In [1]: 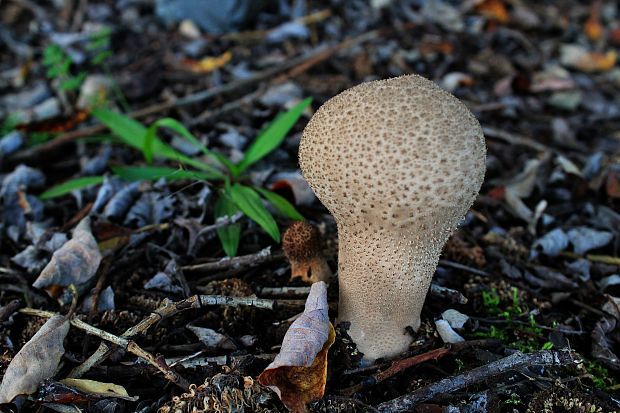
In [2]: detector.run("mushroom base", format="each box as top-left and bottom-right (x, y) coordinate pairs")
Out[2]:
(336, 228), (443, 361)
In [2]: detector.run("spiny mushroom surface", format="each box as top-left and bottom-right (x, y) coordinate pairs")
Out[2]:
(299, 74), (486, 360)
(282, 221), (332, 284)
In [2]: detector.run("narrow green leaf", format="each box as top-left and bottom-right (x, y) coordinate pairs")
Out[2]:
(214, 193), (241, 257)
(149, 118), (206, 152)
(229, 184), (280, 242)
(92, 108), (147, 151)
(147, 117), (233, 172)
(255, 188), (304, 220)
(236, 97), (312, 173)
(112, 166), (218, 182)
(40, 176), (104, 200)
(143, 124), (156, 164)
(92, 109), (225, 179)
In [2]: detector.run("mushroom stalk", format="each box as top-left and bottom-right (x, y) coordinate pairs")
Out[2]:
(338, 208), (457, 360)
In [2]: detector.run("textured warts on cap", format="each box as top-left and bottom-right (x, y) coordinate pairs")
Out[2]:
(282, 221), (332, 284)
(298, 74), (486, 360)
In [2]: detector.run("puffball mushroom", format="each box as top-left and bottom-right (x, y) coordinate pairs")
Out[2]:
(282, 221), (332, 284)
(299, 75), (486, 360)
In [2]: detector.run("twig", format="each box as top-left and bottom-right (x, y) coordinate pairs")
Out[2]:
(256, 286), (312, 297)
(482, 126), (549, 153)
(167, 352), (276, 368)
(340, 347), (450, 396)
(340, 340), (498, 396)
(190, 212), (244, 254)
(438, 259), (489, 277)
(0, 299), (21, 322)
(470, 316), (585, 335)
(560, 251), (620, 266)
(256, 283), (466, 305)
(569, 298), (606, 317)
(184, 246), (280, 274)
(19, 307), (191, 390)
(221, 9), (332, 43)
(188, 90), (263, 127)
(69, 294), (275, 378)
(325, 395), (380, 413)
(376, 349), (581, 412)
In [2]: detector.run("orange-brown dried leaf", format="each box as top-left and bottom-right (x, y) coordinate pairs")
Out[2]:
(419, 39), (454, 57)
(16, 110), (90, 133)
(475, 0), (510, 24)
(258, 282), (334, 413)
(585, 16), (603, 41)
(585, 0), (603, 41)
(606, 170), (620, 199)
(259, 324), (335, 413)
(610, 28), (620, 47)
(487, 186), (506, 201)
(181, 52), (232, 73)
(93, 221), (132, 254)
(574, 51), (617, 72)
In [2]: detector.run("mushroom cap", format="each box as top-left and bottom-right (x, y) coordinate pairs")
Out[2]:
(299, 74), (485, 237)
(282, 221), (322, 262)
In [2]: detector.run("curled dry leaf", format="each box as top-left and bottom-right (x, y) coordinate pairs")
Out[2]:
(258, 281), (335, 413)
(503, 158), (542, 224)
(60, 378), (137, 401)
(0, 315), (70, 403)
(32, 217), (102, 300)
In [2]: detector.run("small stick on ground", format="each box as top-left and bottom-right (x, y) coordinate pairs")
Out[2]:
(340, 339), (499, 396)
(0, 299), (21, 323)
(184, 246), (281, 274)
(560, 251), (620, 266)
(189, 212), (244, 254)
(482, 126), (550, 153)
(19, 308), (191, 390)
(256, 286), (312, 297)
(438, 259), (489, 277)
(69, 294), (276, 378)
(257, 283), (467, 305)
(376, 349), (581, 413)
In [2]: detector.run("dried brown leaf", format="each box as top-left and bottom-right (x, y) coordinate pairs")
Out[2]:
(32, 217), (102, 299)
(0, 315), (69, 403)
(258, 281), (335, 413)
(60, 378), (137, 401)
(475, 0), (510, 24)
(504, 159), (542, 223)
(605, 170), (620, 199)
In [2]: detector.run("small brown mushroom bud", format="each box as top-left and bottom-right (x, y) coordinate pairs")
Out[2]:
(299, 75), (486, 360)
(282, 221), (332, 284)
